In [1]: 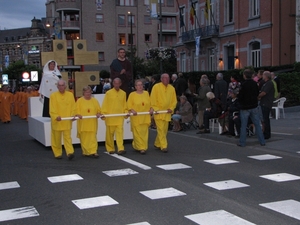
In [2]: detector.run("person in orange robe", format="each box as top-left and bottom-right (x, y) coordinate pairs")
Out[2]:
(18, 87), (27, 120)
(0, 85), (13, 123)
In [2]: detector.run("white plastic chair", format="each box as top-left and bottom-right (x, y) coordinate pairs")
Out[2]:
(209, 118), (222, 133)
(272, 97), (286, 120)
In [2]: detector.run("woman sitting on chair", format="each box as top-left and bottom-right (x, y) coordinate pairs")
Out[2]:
(197, 92), (223, 134)
(171, 95), (193, 132)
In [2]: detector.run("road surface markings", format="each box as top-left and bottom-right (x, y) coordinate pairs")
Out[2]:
(106, 152), (151, 170)
(72, 195), (119, 210)
(272, 132), (293, 136)
(140, 187), (186, 200)
(185, 210), (255, 225)
(259, 173), (300, 182)
(0, 181), (20, 191)
(47, 174), (83, 183)
(103, 168), (138, 177)
(156, 163), (191, 170)
(204, 158), (239, 165)
(260, 199), (300, 221)
(127, 222), (151, 225)
(204, 180), (250, 190)
(248, 154), (282, 160)
(0, 206), (39, 222)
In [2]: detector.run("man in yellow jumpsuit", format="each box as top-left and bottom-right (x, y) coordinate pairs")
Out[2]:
(101, 78), (128, 155)
(150, 73), (177, 152)
(50, 80), (76, 160)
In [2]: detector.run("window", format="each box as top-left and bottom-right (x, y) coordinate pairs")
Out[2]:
(128, 34), (135, 45)
(166, 0), (174, 7)
(251, 41), (261, 67)
(119, 34), (126, 45)
(144, 0), (149, 5)
(207, 2), (213, 25)
(250, 0), (259, 17)
(96, 33), (104, 41)
(145, 34), (152, 42)
(118, 15), (125, 26)
(96, 14), (103, 23)
(225, 0), (234, 23)
(208, 49), (216, 71)
(98, 52), (104, 61)
(117, 0), (135, 6)
(144, 15), (151, 24)
(128, 15), (135, 26)
(180, 52), (186, 72)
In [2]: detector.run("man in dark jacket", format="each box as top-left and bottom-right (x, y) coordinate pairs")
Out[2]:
(214, 73), (228, 110)
(237, 69), (265, 147)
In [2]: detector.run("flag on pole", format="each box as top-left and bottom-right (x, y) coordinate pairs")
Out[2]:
(189, 3), (195, 25)
(205, 0), (211, 20)
(195, 36), (200, 56)
(179, 8), (185, 28)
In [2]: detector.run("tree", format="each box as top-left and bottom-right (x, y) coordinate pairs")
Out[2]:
(2, 60), (42, 84)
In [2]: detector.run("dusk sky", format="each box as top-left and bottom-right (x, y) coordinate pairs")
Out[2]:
(0, 0), (46, 30)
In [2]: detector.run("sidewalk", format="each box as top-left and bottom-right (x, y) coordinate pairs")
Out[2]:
(181, 106), (300, 154)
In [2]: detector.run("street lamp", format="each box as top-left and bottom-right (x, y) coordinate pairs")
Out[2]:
(128, 11), (134, 80)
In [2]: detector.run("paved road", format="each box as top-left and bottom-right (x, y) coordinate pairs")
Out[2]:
(0, 109), (300, 225)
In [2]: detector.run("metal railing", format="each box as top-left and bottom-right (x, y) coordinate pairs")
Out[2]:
(181, 25), (219, 42)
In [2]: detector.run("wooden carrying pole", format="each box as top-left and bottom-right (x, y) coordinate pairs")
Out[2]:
(60, 110), (169, 121)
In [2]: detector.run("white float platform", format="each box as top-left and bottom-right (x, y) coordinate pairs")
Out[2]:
(28, 94), (132, 147)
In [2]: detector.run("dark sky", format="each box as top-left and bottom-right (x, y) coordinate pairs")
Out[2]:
(0, 0), (46, 30)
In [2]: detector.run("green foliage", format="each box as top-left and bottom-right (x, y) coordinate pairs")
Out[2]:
(294, 62), (300, 72)
(100, 70), (110, 79)
(278, 72), (300, 106)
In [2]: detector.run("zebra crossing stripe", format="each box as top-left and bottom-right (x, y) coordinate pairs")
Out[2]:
(47, 174), (83, 183)
(0, 181), (20, 190)
(0, 206), (39, 222)
(106, 153), (151, 170)
(185, 210), (255, 225)
(127, 222), (151, 225)
(72, 196), (119, 210)
(140, 187), (186, 200)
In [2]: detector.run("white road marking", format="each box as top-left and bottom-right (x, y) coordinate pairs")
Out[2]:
(156, 163), (191, 170)
(103, 168), (138, 177)
(0, 181), (20, 190)
(106, 152), (151, 170)
(272, 132), (293, 136)
(260, 199), (300, 220)
(185, 210), (256, 225)
(140, 187), (186, 200)
(127, 222), (151, 225)
(260, 173), (300, 182)
(204, 158), (239, 165)
(0, 206), (39, 222)
(72, 195), (119, 210)
(248, 154), (282, 160)
(47, 174), (83, 183)
(204, 180), (250, 190)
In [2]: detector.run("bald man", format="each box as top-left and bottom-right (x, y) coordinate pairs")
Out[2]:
(150, 73), (177, 152)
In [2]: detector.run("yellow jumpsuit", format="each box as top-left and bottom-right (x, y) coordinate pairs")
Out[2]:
(75, 97), (101, 156)
(101, 88), (127, 153)
(150, 83), (177, 150)
(127, 91), (151, 151)
(49, 91), (75, 158)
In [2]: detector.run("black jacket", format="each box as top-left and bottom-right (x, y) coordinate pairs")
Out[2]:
(238, 79), (259, 110)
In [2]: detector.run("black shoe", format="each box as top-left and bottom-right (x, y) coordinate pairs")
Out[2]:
(198, 125), (205, 130)
(117, 150), (126, 155)
(198, 129), (210, 134)
(55, 156), (62, 159)
(220, 131), (229, 135)
(67, 153), (74, 160)
(161, 148), (168, 153)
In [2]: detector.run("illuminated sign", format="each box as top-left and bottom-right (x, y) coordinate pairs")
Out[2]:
(2, 74), (8, 84)
(22, 72), (30, 82)
(31, 71), (38, 81)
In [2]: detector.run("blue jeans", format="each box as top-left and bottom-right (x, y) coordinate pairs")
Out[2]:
(239, 107), (265, 146)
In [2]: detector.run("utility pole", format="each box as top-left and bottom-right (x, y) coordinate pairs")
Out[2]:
(159, 0), (163, 74)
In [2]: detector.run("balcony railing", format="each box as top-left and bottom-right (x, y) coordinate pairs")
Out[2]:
(159, 23), (177, 31)
(61, 20), (80, 28)
(181, 25), (219, 43)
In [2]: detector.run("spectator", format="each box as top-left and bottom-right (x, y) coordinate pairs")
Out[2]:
(214, 73), (228, 111)
(258, 71), (275, 140)
(237, 69), (265, 147)
(171, 95), (193, 132)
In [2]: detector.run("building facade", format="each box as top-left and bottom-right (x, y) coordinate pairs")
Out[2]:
(175, 0), (296, 72)
(45, 0), (178, 73)
(296, 0), (300, 62)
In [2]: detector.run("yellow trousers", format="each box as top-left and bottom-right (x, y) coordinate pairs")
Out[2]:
(105, 125), (124, 152)
(51, 129), (74, 157)
(132, 124), (149, 151)
(79, 131), (98, 156)
(154, 119), (169, 150)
